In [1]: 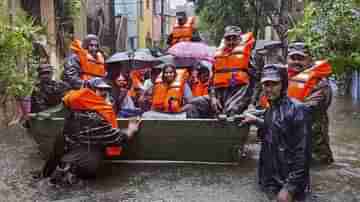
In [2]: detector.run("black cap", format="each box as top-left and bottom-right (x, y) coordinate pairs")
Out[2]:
(288, 42), (310, 56)
(224, 26), (242, 37)
(261, 64), (283, 83)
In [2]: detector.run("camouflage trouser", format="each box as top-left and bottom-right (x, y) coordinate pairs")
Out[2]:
(311, 112), (334, 164)
(186, 85), (252, 118)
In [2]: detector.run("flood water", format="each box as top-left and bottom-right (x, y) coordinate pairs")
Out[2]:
(0, 95), (359, 202)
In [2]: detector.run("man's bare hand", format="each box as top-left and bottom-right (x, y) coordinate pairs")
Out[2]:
(241, 113), (258, 124)
(277, 188), (293, 202)
(127, 116), (142, 139)
(210, 97), (222, 113)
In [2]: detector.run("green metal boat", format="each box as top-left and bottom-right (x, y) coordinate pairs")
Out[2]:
(27, 105), (250, 164)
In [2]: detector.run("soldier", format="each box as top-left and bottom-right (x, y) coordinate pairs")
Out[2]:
(42, 77), (141, 186)
(31, 64), (69, 113)
(187, 26), (256, 118)
(287, 42), (334, 164)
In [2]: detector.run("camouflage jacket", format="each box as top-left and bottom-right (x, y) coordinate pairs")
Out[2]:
(31, 80), (70, 113)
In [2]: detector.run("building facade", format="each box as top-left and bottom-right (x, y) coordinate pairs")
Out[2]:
(138, 0), (153, 48)
(114, 0), (139, 50)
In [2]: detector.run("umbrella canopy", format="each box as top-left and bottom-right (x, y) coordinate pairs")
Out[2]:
(157, 54), (199, 68)
(106, 51), (161, 70)
(106, 50), (161, 80)
(105, 51), (132, 64)
(132, 51), (161, 67)
(167, 41), (215, 62)
(106, 51), (161, 67)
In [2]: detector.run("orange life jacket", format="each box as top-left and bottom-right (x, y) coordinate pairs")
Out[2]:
(170, 17), (195, 46)
(128, 70), (145, 98)
(155, 69), (190, 84)
(259, 60), (332, 108)
(63, 88), (118, 128)
(70, 40), (106, 81)
(213, 32), (255, 88)
(152, 69), (187, 113)
(288, 60), (332, 101)
(192, 81), (209, 97)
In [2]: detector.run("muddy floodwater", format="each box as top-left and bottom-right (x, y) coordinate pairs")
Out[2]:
(0, 96), (359, 202)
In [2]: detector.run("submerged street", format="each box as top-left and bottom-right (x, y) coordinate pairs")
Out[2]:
(0, 95), (359, 202)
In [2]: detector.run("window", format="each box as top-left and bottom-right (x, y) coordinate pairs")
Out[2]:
(146, 32), (152, 48)
(146, 0), (150, 10)
(139, 0), (144, 20)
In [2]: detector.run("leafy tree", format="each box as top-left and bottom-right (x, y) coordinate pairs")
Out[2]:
(288, 0), (360, 79)
(196, 0), (289, 45)
(0, 1), (42, 122)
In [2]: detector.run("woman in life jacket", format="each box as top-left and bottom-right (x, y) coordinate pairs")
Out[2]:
(151, 64), (193, 113)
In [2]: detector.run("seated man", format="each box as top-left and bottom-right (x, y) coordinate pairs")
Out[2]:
(31, 64), (69, 113)
(150, 63), (192, 113)
(167, 11), (200, 47)
(63, 35), (106, 89)
(186, 26), (255, 118)
(41, 77), (141, 186)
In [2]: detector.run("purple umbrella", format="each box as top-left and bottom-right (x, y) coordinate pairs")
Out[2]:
(167, 41), (215, 62)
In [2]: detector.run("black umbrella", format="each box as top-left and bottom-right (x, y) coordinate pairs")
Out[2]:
(105, 51), (132, 80)
(106, 51), (161, 68)
(132, 51), (161, 68)
(105, 51), (133, 64)
(106, 51), (161, 80)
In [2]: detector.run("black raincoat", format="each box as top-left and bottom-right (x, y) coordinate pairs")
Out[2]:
(257, 96), (311, 199)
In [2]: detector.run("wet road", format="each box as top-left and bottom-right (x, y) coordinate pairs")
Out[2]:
(0, 96), (359, 202)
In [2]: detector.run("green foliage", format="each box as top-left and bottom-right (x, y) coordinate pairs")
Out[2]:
(58, 0), (82, 20)
(196, 0), (260, 45)
(67, 0), (82, 19)
(0, 4), (42, 98)
(288, 0), (360, 76)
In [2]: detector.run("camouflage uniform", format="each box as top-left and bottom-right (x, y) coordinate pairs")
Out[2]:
(31, 80), (69, 113)
(303, 78), (334, 163)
